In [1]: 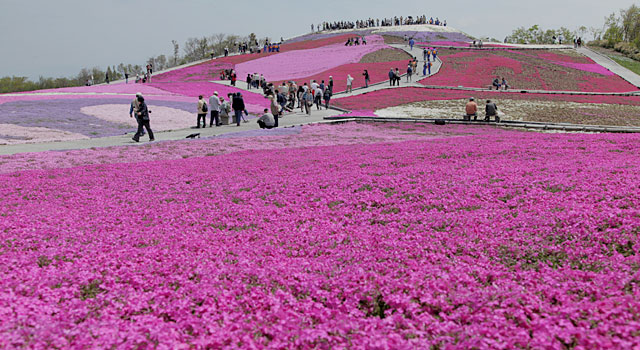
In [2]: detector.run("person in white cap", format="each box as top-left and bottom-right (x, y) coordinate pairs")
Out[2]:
(209, 91), (221, 127)
(129, 92), (145, 136)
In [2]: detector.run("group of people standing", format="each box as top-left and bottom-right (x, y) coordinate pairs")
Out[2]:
(197, 92), (247, 128)
(314, 15), (447, 32)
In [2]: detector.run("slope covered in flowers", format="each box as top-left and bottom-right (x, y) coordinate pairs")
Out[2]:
(421, 49), (636, 92)
(1, 123), (640, 348)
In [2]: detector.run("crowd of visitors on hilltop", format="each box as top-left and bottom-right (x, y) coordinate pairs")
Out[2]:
(314, 15), (446, 32)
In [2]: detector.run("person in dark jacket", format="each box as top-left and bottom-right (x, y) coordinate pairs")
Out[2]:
(232, 93), (247, 126)
(388, 68), (395, 86)
(485, 100), (499, 122)
(323, 88), (332, 109)
(132, 96), (154, 142)
(363, 70), (370, 88)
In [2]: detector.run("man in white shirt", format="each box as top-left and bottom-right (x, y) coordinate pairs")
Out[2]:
(257, 109), (275, 129)
(209, 91), (221, 126)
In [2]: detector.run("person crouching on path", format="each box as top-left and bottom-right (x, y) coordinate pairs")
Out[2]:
(129, 92), (145, 136)
(132, 96), (154, 142)
(465, 97), (478, 121)
(485, 100), (500, 122)
(257, 108), (276, 129)
(197, 95), (207, 128)
(209, 91), (221, 127)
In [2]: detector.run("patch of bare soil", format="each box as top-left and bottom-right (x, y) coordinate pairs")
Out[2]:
(376, 99), (640, 127)
(382, 35), (405, 45)
(360, 48), (412, 63)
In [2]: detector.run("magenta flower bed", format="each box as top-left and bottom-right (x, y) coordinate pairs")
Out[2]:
(152, 62), (233, 83)
(2, 123), (640, 348)
(332, 87), (640, 111)
(420, 50), (636, 92)
(234, 35), (388, 81)
(0, 123), (475, 173)
(273, 60), (410, 92)
(149, 82), (269, 113)
(17, 82), (177, 96)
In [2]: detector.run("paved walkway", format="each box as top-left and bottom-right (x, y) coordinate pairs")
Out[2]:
(578, 47), (640, 89)
(0, 108), (342, 155)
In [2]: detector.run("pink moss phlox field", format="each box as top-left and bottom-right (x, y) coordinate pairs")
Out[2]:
(151, 62), (234, 83)
(2, 123), (640, 348)
(234, 35), (388, 81)
(331, 87), (640, 111)
(0, 123), (478, 173)
(16, 83), (177, 96)
(149, 82), (269, 113)
(420, 50), (635, 92)
(273, 60), (410, 92)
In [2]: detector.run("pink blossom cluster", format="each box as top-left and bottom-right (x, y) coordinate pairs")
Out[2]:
(234, 35), (388, 81)
(331, 87), (640, 111)
(272, 60), (410, 92)
(0, 123), (478, 173)
(15, 83), (177, 96)
(420, 50), (636, 92)
(1, 123), (640, 348)
(151, 62), (234, 83)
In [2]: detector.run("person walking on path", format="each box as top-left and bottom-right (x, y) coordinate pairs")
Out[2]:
(197, 95), (208, 128)
(423, 62), (428, 76)
(323, 87), (332, 109)
(406, 64), (413, 82)
(363, 70), (370, 88)
(485, 100), (500, 122)
(230, 71), (237, 86)
(409, 38), (415, 51)
(389, 68), (395, 86)
(232, 93), (248, 126)
(423, 48), (428, 61)
(346, 74), (354, 93)
(314, 87), (323, 110)
(328, 76), (334, 93)
(395, 68), (401, 86)
(132, 96), (154, 142)
(302, 88), (313, 115)
(246, 74), (252, 90)
(209, 92), (221, 127)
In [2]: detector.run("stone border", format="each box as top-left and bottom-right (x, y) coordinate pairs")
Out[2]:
(324, 116), (640, 133)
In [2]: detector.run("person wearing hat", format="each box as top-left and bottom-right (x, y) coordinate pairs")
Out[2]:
(129, 92), (145, 136)
(219, 96), (231, 125)
(465, 97), (478, 121)
(132, 95), (154, 142)
(209, 91), (221, 127)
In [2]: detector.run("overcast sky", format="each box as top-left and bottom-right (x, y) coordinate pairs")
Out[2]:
(0, 0), (636, 80)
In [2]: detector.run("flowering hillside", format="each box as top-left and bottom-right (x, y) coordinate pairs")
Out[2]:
(1, 123), (640, 348)
(420, 49), (636, 92)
